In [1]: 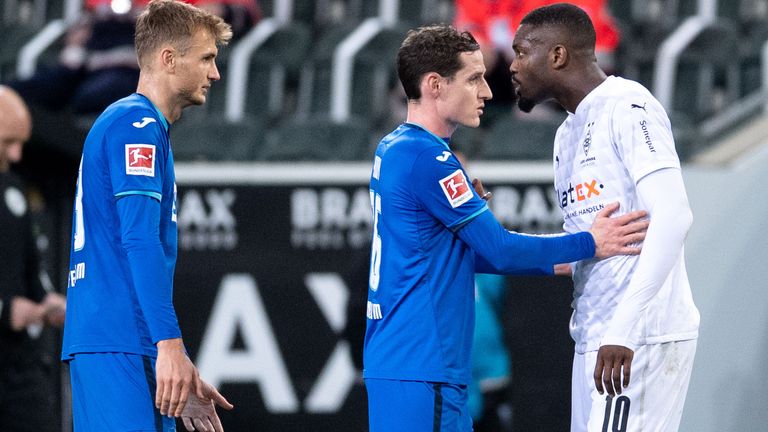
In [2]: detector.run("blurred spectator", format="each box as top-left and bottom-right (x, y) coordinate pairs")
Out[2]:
(454, 0), (621, 114)
(454, 0), (519, 110)
(0, 85), (66, 432)
(7, 0), (259, 116)
(192, 0), (261, 40)
(8, 0), (147, 115)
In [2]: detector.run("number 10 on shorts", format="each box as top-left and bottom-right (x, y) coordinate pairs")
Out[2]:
(602, 395), (630, 432)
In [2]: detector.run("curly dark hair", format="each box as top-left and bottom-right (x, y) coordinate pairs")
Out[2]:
(396, 25), (480, 101)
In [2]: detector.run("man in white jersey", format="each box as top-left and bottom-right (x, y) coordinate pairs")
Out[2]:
(509, 4), (700, 431)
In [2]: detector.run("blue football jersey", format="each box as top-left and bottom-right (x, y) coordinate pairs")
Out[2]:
(62, 93), (180, 360)
(364, 123), (489, 385)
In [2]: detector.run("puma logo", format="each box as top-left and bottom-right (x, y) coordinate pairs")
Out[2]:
(132, 117), (157, 128)
(630, 103), (647, 112)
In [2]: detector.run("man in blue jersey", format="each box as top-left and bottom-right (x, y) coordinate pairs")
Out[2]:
(63, 1), (233, 431)
(364, 25), (650, 431)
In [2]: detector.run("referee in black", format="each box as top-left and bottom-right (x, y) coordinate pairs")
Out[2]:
(0, 85), (66, 432)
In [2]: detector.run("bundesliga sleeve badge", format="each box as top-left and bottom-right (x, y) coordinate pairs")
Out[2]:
(125, 144), (156, 177)
(439, 169), (473, 208)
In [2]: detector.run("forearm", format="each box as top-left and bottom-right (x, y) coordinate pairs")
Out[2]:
(474, 252), (552, 275)
(602, 169), (692, 347)
(117, 195), (181, 344)
(459, 210), (594, 274)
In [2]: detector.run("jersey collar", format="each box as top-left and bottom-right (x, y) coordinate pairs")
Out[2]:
(136, 93), (170, 133)
(404, 122), (451, 149)
(573, 76), (614, 116)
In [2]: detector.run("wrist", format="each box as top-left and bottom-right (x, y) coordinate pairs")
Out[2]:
(157, 337), (184, 351)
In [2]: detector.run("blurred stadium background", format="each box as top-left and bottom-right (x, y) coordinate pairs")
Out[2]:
(2, 0), (767, 430)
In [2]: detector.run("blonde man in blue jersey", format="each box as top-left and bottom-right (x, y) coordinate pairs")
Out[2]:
(364, 24), (651, 432)
(510, 4), (699, 431)
(63, 1), (233, 430)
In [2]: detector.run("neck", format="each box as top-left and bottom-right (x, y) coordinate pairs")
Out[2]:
(405, 99), (455, 138)
(136, 72), (181, 124)
(556, 64), (607, 113)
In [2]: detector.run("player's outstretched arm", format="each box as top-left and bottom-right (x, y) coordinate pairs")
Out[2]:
(589, 202), (648, 259)
(181, 379), (234, 432)
(156, 338), (200, 417)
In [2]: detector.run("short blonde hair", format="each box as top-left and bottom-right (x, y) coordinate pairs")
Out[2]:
(135, 0), (233, 68)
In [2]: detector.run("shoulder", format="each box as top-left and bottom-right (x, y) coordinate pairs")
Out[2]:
(379, 125), (446, 165)
(96, 95), (162, 135)
(606, 77), (662, 111)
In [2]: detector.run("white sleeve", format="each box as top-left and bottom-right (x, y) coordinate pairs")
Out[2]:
(600, 167), (692, 349)
(611, 94), (680, 183)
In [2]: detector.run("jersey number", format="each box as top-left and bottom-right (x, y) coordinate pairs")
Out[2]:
(602, 395), (630, 432)
(73, 157), (85, 251)
(368, 191), (382, 291)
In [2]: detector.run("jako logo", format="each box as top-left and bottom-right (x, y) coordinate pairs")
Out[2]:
(557, 179), (604, 208)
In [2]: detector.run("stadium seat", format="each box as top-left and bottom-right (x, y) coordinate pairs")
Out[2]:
(171, 115), (265, 161)
(719, 0), (768, 97)
(0, 24), (42, 80)
(482, 117), (562, 161)
(244, 22), (312, 118)
(296, 22), (358, 115)
(672, 21), (740, 122)
(668, 111), (698, 161)
(349, 24), (409, 124)
(259, 116), (371, 161)
(609, 0), (692, 85)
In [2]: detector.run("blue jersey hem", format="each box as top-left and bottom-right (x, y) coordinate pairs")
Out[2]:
(363, 370), (470, 386)
(115, 190), (162, 201)
(62, 345), (158, 361)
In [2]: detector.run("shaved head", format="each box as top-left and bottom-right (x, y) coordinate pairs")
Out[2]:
(0, 85), (32, 171)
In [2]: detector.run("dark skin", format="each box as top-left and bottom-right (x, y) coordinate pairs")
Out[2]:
(509, 23), (634, 397)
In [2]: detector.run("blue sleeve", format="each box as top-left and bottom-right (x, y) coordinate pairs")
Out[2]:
(411, 147), (488, 230)
(116, 194), (181, 343)
(475, 252), (552, 275)
(458, 210), (595, 274)
(106, 109), (166, 199)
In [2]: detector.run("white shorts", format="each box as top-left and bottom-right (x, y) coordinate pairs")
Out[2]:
(571, 339), (697, 432)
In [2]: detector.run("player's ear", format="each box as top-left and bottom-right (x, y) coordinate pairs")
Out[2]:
(161, 47), (176, 72)
(424, 72), (441, 98)
(551, 44), (568, 70)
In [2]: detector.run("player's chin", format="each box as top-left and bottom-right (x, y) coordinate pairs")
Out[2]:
(461, 116), (482, 128)
(517, 96), (536, 113)
(190, 94), (207, 106)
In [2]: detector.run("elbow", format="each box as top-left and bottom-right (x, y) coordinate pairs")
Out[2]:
(678, 203), (693, 234)
(683, 207), (693, 231)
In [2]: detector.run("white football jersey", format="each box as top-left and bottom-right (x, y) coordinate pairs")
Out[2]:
(553, 76), (699, 354)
